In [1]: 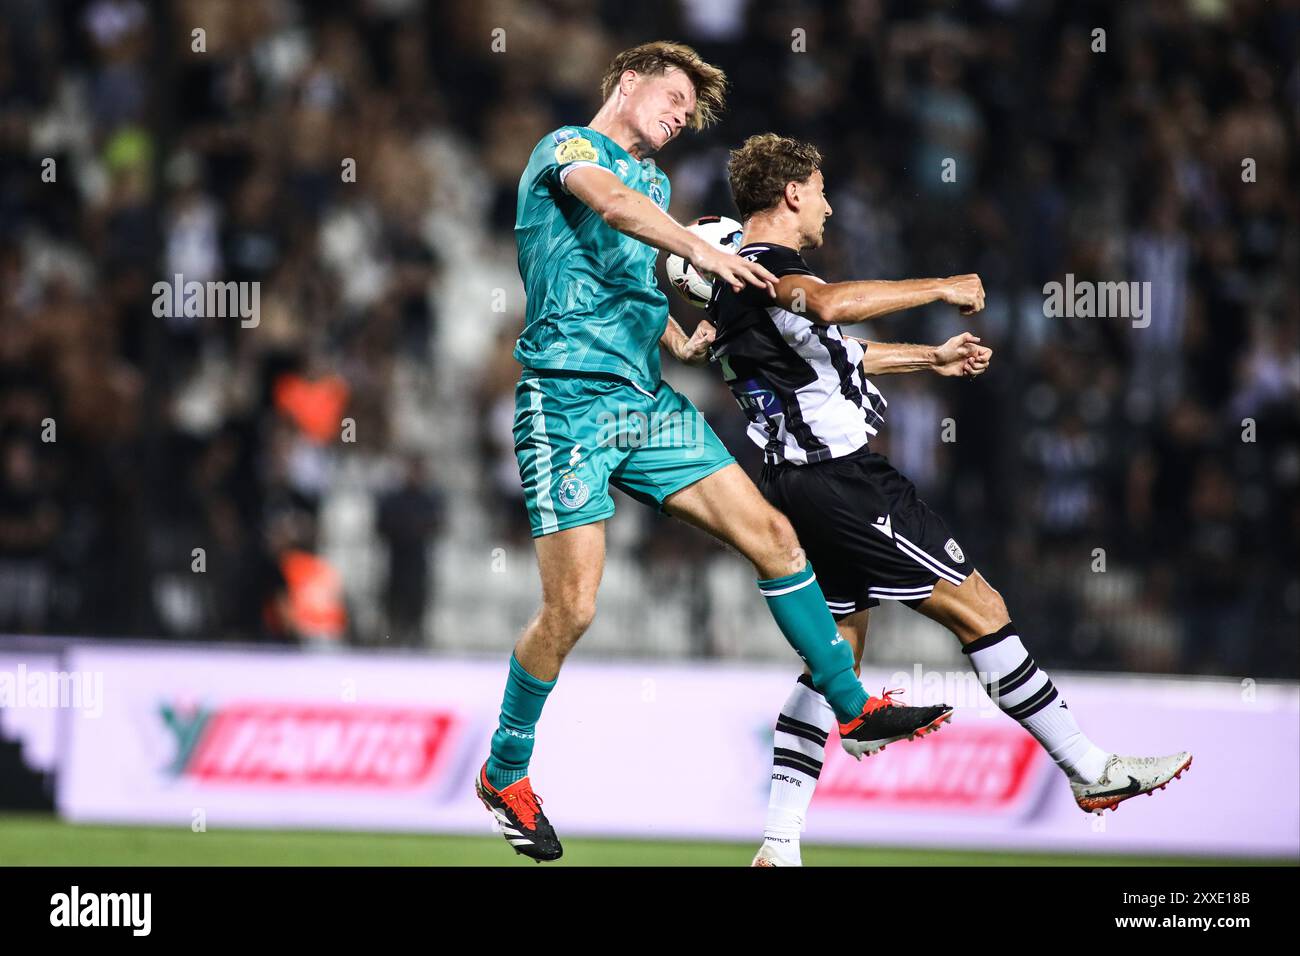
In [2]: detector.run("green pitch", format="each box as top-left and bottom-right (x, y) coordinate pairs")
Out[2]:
(0, 815), (1284, 866)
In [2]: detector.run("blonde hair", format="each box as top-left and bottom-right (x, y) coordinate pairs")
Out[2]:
(599, 41), (727, 131)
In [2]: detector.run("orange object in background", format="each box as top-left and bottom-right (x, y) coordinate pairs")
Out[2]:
(273, 373), (350, 444)
(281, 549), (346, 641)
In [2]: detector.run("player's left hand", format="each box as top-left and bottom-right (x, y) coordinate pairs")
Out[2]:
(676, 319), (716, 366)
(933, 332), (993, 378)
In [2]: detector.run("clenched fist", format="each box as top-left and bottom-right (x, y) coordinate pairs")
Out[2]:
(939, 274), (985, 315)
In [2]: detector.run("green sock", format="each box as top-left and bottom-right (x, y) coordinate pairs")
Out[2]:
(758, 564), (868, 722)
(486, 654), (556, 790)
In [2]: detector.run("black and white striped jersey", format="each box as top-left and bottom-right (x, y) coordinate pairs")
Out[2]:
(707, 243), (887, 465)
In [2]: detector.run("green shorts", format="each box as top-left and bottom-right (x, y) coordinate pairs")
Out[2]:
(514, 371), (736, 537)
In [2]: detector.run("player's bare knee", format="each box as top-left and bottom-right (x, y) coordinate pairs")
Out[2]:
(540, 594), (597, 642)
(564, 596), (598, 636)
(984, 587), (1010, 627)
(762, 510), (804, 573)
(971, 574), (1009, 630)
(955, 574), (1008, 638)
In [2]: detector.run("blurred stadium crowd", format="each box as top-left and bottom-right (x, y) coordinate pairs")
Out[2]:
(0, 0), (1295, 677)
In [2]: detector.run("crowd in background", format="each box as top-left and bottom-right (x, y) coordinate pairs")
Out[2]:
(0, 0), (1296, 677)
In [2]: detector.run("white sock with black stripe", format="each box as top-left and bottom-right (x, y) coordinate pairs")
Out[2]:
(964, 623), (1110, 784)
(763, 674), (836, 865)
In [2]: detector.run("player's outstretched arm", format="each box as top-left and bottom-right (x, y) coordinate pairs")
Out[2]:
(776, 273), (985, 325)
(564, 166), (777, 295)
(850, 332), (993, 378)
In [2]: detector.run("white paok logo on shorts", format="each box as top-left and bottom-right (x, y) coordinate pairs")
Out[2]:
(557, 474), (590, 510)
(944, 538), (965, 563)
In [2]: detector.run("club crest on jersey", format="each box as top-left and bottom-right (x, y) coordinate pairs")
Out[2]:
(557, 472), (590, 510)
(648, 182), (666, 208)
(944, 538), (965, 563)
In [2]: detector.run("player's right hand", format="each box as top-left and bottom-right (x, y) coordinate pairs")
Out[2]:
(940, 274), (985, 315)
(695, 246), (778, 298)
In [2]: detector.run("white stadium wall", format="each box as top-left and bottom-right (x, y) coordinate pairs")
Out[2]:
(2, 640), (1295, 858)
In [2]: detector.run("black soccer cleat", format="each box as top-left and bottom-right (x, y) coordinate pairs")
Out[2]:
(838, 689), (953, 759)
(475, 764), (563, 862)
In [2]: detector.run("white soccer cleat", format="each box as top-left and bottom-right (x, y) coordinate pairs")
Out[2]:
(751, 840), (801, 867)
(1071, 752), (1193, 814)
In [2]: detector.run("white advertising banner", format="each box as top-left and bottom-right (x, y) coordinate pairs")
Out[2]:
(0, 651), (65, 774)
(56, 644), (1299, 858)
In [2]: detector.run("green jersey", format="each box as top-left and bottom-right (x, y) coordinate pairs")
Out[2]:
(513, 126), (672, 393)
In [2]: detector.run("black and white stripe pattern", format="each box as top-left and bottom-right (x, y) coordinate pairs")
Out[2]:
(763, 674), (838, 846)
(825, 597), (861, 616)
(966, 625), (1059, 720)
(772, 713), (829, 780)
(867, 583), (935, 602)
(865, 515), (968, 591)
(489, 809), (537, 849)
(962, 623), (1111, 783)
(758, 302), (887, 465)
(892, 531), (966, 587)
(709, 244), (889, 467)
(770, 675), (834, 783)
(826, 583), (937, 616)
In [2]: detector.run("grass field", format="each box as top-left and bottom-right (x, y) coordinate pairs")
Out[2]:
(0, 814), (1285, 866)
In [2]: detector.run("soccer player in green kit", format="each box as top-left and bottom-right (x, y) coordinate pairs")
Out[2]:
(476, 42), (953, 862)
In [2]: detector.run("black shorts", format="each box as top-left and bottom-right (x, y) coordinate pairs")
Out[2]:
(759, 447), (972, 618)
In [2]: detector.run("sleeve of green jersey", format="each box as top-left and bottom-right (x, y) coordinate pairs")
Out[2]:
(540, 127), (614, 195)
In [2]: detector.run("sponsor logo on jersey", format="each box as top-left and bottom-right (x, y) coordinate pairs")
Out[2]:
(944, 538), (965, 563)
(554, 136), (598, 165)
(552, 128), (578, 143)
(557, 473), (590, 509)
(614, 159), (629, 177)
(732, 385), (778, 422)
(722, 370), (780, 424)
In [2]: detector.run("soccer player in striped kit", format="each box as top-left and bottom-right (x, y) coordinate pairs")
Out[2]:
(704, 134), (1192, 867)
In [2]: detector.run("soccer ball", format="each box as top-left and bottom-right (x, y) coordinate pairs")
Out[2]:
(665, 215), (744, 308)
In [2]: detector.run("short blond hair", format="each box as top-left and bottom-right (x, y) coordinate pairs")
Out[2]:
(599, 41), (727, 131)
